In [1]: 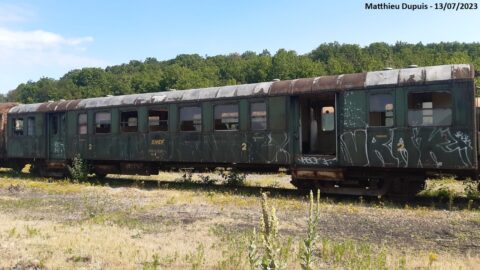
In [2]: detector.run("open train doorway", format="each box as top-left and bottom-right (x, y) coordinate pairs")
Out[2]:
(47, 112), (66, 160)
(299, 92), (336, 156)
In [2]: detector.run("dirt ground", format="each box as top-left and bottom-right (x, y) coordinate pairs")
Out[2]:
(0, 173), (479, 269)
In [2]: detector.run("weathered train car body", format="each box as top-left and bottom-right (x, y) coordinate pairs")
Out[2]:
(0, 103), (18, 164)
(5, 64), (477, 196)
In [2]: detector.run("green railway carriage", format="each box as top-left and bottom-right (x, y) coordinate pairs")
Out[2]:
(3, 64), (477, 197)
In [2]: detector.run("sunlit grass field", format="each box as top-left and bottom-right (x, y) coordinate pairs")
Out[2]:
(0, 170), (479, 269)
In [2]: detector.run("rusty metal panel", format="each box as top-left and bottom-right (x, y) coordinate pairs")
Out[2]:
(9, 103), (42, 114)
(312, 75), (338, 91)
(339, 72), (367, 89)
(269, 80), (293, 95)
(6, 64), (475, 115)
(365, 69), (399, 87)
(0, 103), (18, 158)
(291, 78), (314, 94)
(63, 99), (81, 110)
(293, 168), (343, 181)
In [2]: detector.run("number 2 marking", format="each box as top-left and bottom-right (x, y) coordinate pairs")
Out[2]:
(241, 143), (247, 151)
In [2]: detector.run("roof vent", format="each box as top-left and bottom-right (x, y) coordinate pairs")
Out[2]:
(48, 100), (54, 103)
(407, 64), (418, 68)
(59, 99), (66, 101)
(272, 79), (280, 82)
(106, 95), (113, 97)
(383, 67), (393, 70)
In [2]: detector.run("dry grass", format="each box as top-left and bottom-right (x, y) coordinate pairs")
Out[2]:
(0, 173), (479, 269)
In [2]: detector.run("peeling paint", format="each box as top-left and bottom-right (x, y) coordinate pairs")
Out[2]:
(8, 64), (473, 114)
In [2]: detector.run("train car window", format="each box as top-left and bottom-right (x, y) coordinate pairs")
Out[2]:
(50, 115), (59, 135)
(321, 106), (335, 131)
(78, 113), (87, 135)
(179, 106), (201, 132)
(369, 94), (394, 127)
(95, 112), (111, 133)
(120, 111), (138, 132)
(27, 117), (35, 136)
(149, 109), (168, 132)
(214, 104), (239, 131)
(408, 92), (452, 126)
(13, 118), (24, 136)
(250, 102), (267, 130)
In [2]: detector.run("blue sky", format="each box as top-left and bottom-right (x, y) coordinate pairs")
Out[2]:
(0, 0), (479, 93)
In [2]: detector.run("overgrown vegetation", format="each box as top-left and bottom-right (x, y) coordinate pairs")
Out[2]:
(246, 190), (414, 269)
(249, 193), (286, 269)
(219, 168), (246, 186)
(464, 179), (480, 199)
(68, 154), (89, 182)
(248, 191), (322, 269)
(6, 42), (480, 103)
(299, 190), (320, 270)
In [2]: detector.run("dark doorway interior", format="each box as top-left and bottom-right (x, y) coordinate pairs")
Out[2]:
(300, 93), (336, 155)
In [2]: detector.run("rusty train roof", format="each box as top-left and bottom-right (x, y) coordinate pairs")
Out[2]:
(9, 64), (474, 114)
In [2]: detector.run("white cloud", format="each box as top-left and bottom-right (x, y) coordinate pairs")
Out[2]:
(0, 27), (94, 50)
(0, 4), (106, 93)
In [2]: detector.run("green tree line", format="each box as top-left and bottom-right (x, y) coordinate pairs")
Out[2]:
(5, 41), (480, 103)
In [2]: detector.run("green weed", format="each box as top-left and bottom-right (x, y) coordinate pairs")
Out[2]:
(185, 243), (205, 270)
(299, 190), (320, 270)
(142, 254), (161, 270)
(25, 225), (40, 238)
(219, 168), (246, 187)
(68, 154), (90, 182)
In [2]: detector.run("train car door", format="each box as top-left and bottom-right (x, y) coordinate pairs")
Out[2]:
(47, 112), (66, 160)
(296, 92), (337, 166)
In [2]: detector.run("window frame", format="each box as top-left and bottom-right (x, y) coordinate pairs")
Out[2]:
(407, 90), (453, 127)
(77, 112), (88, 135)
(12, 117), (24, 136)
(119, 110), (139, 133)
(94, 111), (112, 134)
(26, 116), (35, 136)
(179, 105), (202, 132)
(368, 92), (395, 128)
(321, 106), (335, 132)
(249, 100), (268, 131)
(214, 103), (240, 132)
(148, 107), (169, 132)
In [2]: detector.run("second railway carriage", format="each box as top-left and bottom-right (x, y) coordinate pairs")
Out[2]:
(2, 64), (477, 197)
